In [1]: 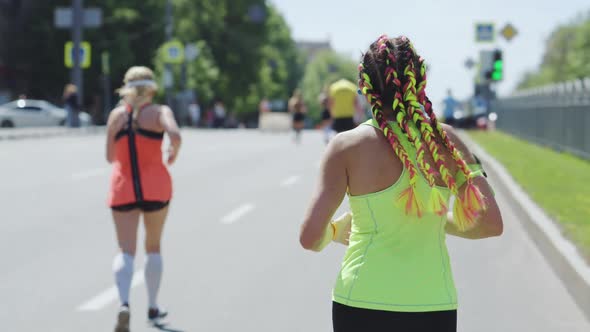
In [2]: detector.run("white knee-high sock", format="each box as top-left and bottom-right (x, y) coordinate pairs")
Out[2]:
(113, 253), (134, 306)
(145, 253), (163, 309)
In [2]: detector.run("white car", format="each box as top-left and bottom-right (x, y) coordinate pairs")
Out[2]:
(0, 99), (91, 128)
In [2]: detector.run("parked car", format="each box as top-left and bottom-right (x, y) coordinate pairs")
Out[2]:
(0, 99), (91, 128)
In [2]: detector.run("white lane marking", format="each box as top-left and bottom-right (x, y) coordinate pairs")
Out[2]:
(220, 203), (255, 224)
(280, 175), (301, 188)
(77, 269), (145, 311)
(71, 167), (108, 180)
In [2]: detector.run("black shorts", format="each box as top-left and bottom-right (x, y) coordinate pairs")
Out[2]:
(332, 302), (456, 332)
(332, 117), (356, 133)
(293, 112), (305, 123)
(111, 201), (169, 212)
(321, 109), (331, 121)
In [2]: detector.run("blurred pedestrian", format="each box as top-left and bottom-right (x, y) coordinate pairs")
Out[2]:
(299, 35), (503, 332)
(213, 98), (226, 128)
(259, 97), (271, 114)
(188, 100), (201, 127)
(328, 78), (358, 133)
(318, 88), (333, 144)
(288, 89), (306, 143)
(63, 84), (80, 127)
(443, 89), (458, 126)
(106, 66), (182, 332)
(205, 107), (214, 128)
(258, 97), (271, 131)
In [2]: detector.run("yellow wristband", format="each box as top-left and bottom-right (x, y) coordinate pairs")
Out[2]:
(331, 212), (352, 245)
(312, 223), (335, 252)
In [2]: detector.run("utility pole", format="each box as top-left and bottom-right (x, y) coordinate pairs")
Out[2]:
(165, 0), (173, 107)
(72, 0), (83, 106)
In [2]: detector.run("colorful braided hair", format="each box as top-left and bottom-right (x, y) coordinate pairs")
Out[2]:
(358, 35), (486, 230)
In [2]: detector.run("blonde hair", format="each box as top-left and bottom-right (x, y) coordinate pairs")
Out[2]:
(118, 66), (158, 100)
(117, 66), (158, 128)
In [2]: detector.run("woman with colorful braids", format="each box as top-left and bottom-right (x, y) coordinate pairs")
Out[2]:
(299, 35), (503, 331)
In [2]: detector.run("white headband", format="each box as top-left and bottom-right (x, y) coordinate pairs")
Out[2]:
(125, 79), (157, 88)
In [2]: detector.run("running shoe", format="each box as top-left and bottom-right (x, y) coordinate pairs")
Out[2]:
(114, 305), (130, 332)
(148, 307), (168, 322)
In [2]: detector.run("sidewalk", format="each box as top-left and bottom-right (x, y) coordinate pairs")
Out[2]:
(0, 126), (105, 141)
(459, 130), (590, 321)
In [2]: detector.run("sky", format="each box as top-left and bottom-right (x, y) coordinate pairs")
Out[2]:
(271, 0), (589, 106)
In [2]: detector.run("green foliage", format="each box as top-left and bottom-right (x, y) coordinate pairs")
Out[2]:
(0, 0), (303, 120)
(300, 50), (357, 122)
(169, 0), (303, 115)
(518, 12), (590, 89)
(469, 131), (590, 261)
(0, 0), (166, 104)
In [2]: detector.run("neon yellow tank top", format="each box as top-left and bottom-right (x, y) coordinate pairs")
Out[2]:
(329, 79), (357, 118)
(332, 119), (458, 312)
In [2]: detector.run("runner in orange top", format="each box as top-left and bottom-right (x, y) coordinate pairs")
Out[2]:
(106, 66), (181, 332)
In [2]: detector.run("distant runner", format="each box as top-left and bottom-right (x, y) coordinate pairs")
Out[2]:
(288, 89), (307, 144)
(106, 66), (182, 332)
(318, 89), (333, 144)
(329, 79), (359, 133)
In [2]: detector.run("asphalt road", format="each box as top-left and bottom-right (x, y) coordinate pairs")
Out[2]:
(0, 129), (588, 331)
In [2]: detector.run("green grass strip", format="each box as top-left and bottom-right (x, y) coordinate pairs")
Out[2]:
(468, 130), (590, 261)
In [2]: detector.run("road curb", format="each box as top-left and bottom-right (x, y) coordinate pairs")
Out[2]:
(459, 130), (590, 321)
(0, 126), (105, 141)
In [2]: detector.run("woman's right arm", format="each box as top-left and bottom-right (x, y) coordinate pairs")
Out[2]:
(443, 125), (503, 239)
(159, 106), (182, 164)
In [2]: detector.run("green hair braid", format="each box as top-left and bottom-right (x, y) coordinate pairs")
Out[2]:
(359, 61), (424, 216)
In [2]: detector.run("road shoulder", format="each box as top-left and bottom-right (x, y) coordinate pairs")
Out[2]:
(459, 130), (590, 321)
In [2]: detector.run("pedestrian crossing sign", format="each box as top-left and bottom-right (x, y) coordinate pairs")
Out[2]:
(64, 41), (91, 69)
(162, 40), (185, 64)
(475, 23), (495, 43)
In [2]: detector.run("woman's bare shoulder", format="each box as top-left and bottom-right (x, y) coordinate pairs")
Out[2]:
(108, 105), (127, 120)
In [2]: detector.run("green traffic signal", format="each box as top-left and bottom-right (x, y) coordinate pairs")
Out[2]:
(491, 59), (503, 81)
(494, 60), (503, 70)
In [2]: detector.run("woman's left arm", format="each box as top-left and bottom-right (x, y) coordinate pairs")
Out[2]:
(159, 105), (182, 165)
(299, 135), (348, 251)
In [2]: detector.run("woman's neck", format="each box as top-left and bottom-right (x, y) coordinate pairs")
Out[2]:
(128, 97), (152, 109)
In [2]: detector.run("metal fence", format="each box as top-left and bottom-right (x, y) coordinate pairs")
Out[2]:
(491, 77), (590, 160)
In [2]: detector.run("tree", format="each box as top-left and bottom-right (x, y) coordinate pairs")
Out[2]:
(517, 11), (590, 90)
(0, 0), (166, 114)
(171, 1), (302, 116)
(0, 0), (302, 123)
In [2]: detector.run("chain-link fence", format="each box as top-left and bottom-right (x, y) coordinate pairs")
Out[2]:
(491, 78), (590, 160)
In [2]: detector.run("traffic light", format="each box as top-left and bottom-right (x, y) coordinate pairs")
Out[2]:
(491, 49), (503, 81)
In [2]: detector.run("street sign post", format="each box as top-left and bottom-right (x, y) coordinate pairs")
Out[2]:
(64, 41), (91, 69)
(54, 3), (102, 111)
(101, 51), (111, 123)
(184, 43), (200, 62)
(500, 23), (518, 42)
(475, 23), (495, 43)
(54, 7), (102, 28)
(478, 50), (494, 82)
(101, 51), (110, 75)
(162, 40), (185, 64)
